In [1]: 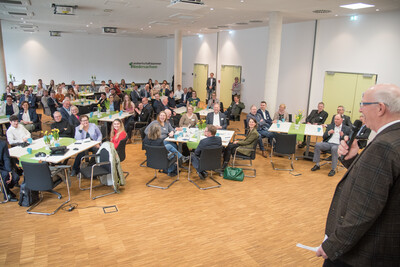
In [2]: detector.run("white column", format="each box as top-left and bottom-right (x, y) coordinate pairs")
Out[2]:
(174, 29), (182, 91)
(0, 20), (7, 93)
(264, 12), (283, 113)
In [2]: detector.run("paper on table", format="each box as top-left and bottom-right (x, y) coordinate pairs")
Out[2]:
(296, 235), (328, 252)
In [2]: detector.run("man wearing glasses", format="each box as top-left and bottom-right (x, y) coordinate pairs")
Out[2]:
(316, 84), (400, 266)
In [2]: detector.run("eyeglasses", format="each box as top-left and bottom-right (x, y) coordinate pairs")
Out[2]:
(359, 102), (380, 107)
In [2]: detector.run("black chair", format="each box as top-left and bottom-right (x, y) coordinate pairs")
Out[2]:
(21, 161), (70, 215)
(139, 127), (147, 167)
(79, 148), (116, 199)
(220, 102), (224, 112)
(100, 123), (107, 142)
(188, 146), (223, 190)
(132, 110), (153, 143)
(231, 140), (257, 177)
(270, 133), (297, 172)
(145, 145), (179, 189)
(31, 113), (42, 137)
(116, 137), (130, 178)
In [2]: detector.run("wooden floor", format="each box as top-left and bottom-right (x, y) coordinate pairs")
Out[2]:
(0, 115), (342, 266)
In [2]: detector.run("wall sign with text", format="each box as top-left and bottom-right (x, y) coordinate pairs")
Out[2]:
(129, 61), (162, 69)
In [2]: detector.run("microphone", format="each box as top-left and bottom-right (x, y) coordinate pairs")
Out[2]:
(339, 119), (362, 161)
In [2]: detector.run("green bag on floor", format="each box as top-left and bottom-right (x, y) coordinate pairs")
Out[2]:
(223, 167), (244, 181)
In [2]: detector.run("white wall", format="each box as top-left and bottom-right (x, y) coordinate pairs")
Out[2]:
(2, 30), (169, 86)
(310, 10), (400, 112)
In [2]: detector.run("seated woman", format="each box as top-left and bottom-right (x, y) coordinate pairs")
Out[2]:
(187, 90), (200, 108)
(222, 118), (259, 169)
(97, 92), (108, 112)
(145, 111), (174, 139)
(67, 87), (78, 101)
(179, 106), (198, 128)
(110, 119), (127, 149)
(109, 94), (120, 112)
(143, 123), (178, 177)
(273, 104), (289, 122)
(89, 81), (97, 92)
(69, 105), (80, 128)
(71, 114), (102, 176)
(18, 101), (38, 132)
(122, 94), (135, 114)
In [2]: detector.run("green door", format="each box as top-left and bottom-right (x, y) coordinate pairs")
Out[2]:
(220, 65), (242, 108)
(193, 64), (208, 102)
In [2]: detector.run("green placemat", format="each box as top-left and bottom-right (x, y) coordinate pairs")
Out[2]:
(288, 123), (306, 142)
(125, 89), (133, 95)
(89, 111), (118, 124)
(0, 115), (7, 119)
(187, 141), (199, 150)
(19, 138), (76, 164)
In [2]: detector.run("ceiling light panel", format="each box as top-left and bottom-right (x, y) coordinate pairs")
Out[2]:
(340, 3), (375, 10)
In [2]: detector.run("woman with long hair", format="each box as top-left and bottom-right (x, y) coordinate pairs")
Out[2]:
(122, 94), (135, 114)
(110, 119), (127, 149)
(222, 118), (259, 169)
(179, 105), (198, 127)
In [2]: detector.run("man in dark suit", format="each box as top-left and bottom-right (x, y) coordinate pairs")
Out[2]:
(167, 91), (177, 109)
(130, 85), (141, 106)
(256, 101), (273, 127)
(141, 98), (153, 121)
(311, 114), (351, 176)
(58, 98), (72, 121)
(18, 89), (36, 109)
(316, 84), (400, 266)
(330, 105), (352, 127)
(191, 125), (222, 179)
(206, 103), (228, 130)
(0, 139), (20, 202)
(206, 73), (216, 101)
(355, 114), (371, 149)
(299, 101), (329, 148)
(140, 84), (151, 99)
(47, 91), (60, 118)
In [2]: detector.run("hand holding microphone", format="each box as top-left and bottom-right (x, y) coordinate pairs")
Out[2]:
(339, 120), (362, 161)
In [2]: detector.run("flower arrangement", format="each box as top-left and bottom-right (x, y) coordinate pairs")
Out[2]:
(91, 75), (97, 80)
(42, 131), (52, 145)
(197, 119), (206, 130)
(52, 128), (60, 141)
(295, 110), (303, 124)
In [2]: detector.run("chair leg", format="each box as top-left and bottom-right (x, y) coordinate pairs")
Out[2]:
(270, 153), (295, 172)
(27, 169), (71, 215)
(0, 179), (9, 204)
(140, 159), (147, 167)
(146, 155), (179, 190)
(232, 155), (256, 178)
(187, 157), (221, 190)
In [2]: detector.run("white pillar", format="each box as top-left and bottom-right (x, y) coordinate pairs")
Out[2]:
(264, 12), (283, 113)
(0, 20), (7, 93)
(174, 29), (182, 91)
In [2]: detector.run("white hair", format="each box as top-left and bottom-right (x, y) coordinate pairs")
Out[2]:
(373, 85), (400, 114)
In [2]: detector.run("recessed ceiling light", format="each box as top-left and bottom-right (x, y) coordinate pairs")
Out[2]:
(335, 14), (338, 16)
(240, 0), (244, 2)
(210, 7), (214, 11)
(90, 22), (93, 24)
(340, 3), (374, 10)
(350, 15), (358, 21)
(148, 25), (151, 28)
(86, 24), (89, 27)
(376, 8), (380, 11)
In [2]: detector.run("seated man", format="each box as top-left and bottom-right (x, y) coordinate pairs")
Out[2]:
(311, 114), (351, 177)
(51, 111), (74, 138)
(257, 101), (273, 126)
(225, 95), (245, 121)
(96, 92), (108, 112)
(152, 93), (163, 114)
(59, 98), (72, 121)
(6, 115), (31, 145)
(173, 84), (184, 104)
(298, 101), (329, 148)
(167, 91), (177, 109)
(130, 85), (141, 106)
(41, 90), (51, 116)
(191, 125), (222, 179)
(247, 105), (273, 158)
(356, 114), (371, 149)
(207, 92), (220, 109)
(18, 89), (36, 109)
(0, 139), (20, 202)
(177, 87), (191, 108)
(329, 105), (352, 127)
(47, 90), (61, 118)
(206, 103), (227, 130)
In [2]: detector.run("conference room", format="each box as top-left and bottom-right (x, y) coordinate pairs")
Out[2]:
(0, 0), (399, 266)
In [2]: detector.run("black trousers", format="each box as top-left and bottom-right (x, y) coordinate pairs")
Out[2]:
(323, 259), (352, 267)
(1, 170), (20, 198)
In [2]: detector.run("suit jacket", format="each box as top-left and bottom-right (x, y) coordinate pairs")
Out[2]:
(68, 115), (80, 128)
(322, 122), (400, 266)
(59, 106), (71, 121)
(153, 100), (163, 114)
(19, 95), (36, 109)
(306, 109), (328, 124)
(206, 77), (216, 92)
(206, 112), (227, 129)
(110, 100), (120, 112)
(256, 109), (273, 126)
(47, 97), (60, 116)
(138, 105), (152, 122)
(130, 90), (141, 105)
(356, 124), (371, 149)
(140, 89), (151, 98)
(0, 140), (12, 173)
(330, 114), (352, 127)
(237, 128), (259, 156)
(18, 108), (38, 123)
(322, 123), (351, 143)
(194, 135), (222, 157)
(168, 97), (176, 109)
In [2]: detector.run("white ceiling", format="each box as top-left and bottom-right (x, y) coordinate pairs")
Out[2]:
(1, 0), (400, 38)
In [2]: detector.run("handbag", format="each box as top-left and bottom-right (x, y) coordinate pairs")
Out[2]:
(223, 167), (244, 181)
(50, 146), (69, 155)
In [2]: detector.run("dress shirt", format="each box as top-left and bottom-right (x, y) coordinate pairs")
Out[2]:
(174, 90), (183, 100)
(22, 111), (31, 122)
(213, 113), (220, 127)
(328, 125), (342, 145)
(74, 123), (102, 141)
(6, 124), (31, 145)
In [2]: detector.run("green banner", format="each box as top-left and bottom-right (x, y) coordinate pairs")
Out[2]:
(89, 111), (119, 124)
(288, 123), (306, 142)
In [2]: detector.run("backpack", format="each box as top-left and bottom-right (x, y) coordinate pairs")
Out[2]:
(18, 182), (40, 207)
